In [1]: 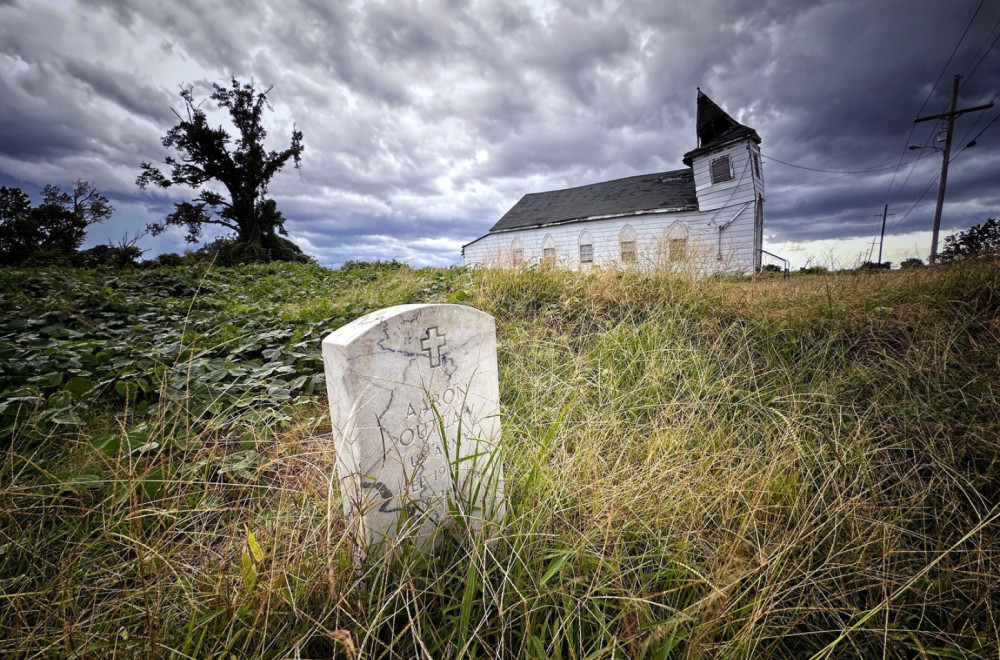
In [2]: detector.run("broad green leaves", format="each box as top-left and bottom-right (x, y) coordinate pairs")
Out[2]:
(1, 262), (460, 444)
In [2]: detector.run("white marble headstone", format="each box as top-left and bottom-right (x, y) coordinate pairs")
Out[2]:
(322, 304), (504, 551)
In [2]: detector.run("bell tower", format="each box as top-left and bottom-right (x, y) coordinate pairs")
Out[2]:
(683, 89), (765, 270)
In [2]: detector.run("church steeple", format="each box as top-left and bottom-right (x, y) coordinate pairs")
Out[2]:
(683, 88), (760, 166)
(696, 87), (740, 147)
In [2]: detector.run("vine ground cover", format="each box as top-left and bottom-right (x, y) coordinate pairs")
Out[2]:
(1, 260), (999, 658)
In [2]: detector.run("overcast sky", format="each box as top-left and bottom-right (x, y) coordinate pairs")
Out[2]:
(2, 0), (998, 269)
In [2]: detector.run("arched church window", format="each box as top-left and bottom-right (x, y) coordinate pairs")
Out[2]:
(666, 222), (688, 262)
(542, 235), (556, 265)
(510, 237), (523, 266)
(619, 225), (637, 263)
(579, 230), (594, 264)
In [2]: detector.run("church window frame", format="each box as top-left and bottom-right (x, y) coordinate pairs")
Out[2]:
(665, 222), (689, 263)
(578, 230), (594, 265)
(510, 237), (524, 266)
(711, 155), (732, 184)
(542, 234), (556, 266)
(619, 225), (637, 263)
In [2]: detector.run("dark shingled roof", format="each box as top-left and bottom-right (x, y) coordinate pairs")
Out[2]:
(488, 169), (697, 233)
(682, 89), (760, 165)
(483, 90), (759, 236)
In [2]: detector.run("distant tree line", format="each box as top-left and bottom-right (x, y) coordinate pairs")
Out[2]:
(0, 180), (131, 267)
(939, 218), (1000, 262)
(0, 179), (316, 269)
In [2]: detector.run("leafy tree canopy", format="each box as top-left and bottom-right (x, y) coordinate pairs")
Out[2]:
(136, 78), (307, 264)
(41, 179), (114, 227)
(939, 218), (1000, 262)
(0, 185), (91, 267)
(0, 186), (31, 224)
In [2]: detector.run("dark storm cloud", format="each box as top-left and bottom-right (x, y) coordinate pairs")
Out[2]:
(79, 0), (272, 76)
(0, 0), (175, 194)
(1, 0), (997, 266)
(0, 64), (93, 160)
(61, 60), (171, 124)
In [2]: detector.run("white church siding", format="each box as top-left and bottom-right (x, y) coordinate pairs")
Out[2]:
(692, 143), (759, 211)
(462, 203), (757, 272)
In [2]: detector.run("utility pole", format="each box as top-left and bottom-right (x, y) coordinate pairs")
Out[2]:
(876, 204), (896, 264)
(914, 74), (994, 264)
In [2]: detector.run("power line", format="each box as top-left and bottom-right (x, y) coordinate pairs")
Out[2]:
(885, 115), (990, 237)
(963, 110), (1000, 149)
(884, 0), (986, 205)
(938, 11), (999, 156)
(887, 144), (942, 208)
(883, 101), (996, 238)
(939, 0), (986, 89)
(913, 74), (994, 262)
(959, 14), (1000, 92)
(887, 171), (942, 233)
(764, 155), (924, 174)
(951, 10), (1000, 154)
(765, 151), (937, 199)
(771, 171), (857, 195)
(921, 0), (984, 113)
(885, 130), (930, 207)
(952, 94), (1000, 161)
(886, 128), (944, 207)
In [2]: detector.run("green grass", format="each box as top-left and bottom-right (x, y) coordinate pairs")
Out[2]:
(1, 260), (998, 658)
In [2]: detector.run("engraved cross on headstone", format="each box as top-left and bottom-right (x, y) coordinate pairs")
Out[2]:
(420, 327), (447, 367)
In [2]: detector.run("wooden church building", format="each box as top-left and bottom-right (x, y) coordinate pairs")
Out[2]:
(462, 90), (765, 273)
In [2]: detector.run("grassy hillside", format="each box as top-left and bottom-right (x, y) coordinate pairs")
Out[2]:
(1, 261), (998, 658)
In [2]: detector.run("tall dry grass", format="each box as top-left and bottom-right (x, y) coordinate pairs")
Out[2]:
(2, 261), (998, 658)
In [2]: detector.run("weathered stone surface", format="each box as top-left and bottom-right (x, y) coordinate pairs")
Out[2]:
(322, 304), (504, 551)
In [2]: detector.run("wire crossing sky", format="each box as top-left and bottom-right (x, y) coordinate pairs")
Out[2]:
(1, 0), (998, 268)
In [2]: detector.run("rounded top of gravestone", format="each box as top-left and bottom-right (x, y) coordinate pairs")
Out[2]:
(324, 304), (494, 347)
